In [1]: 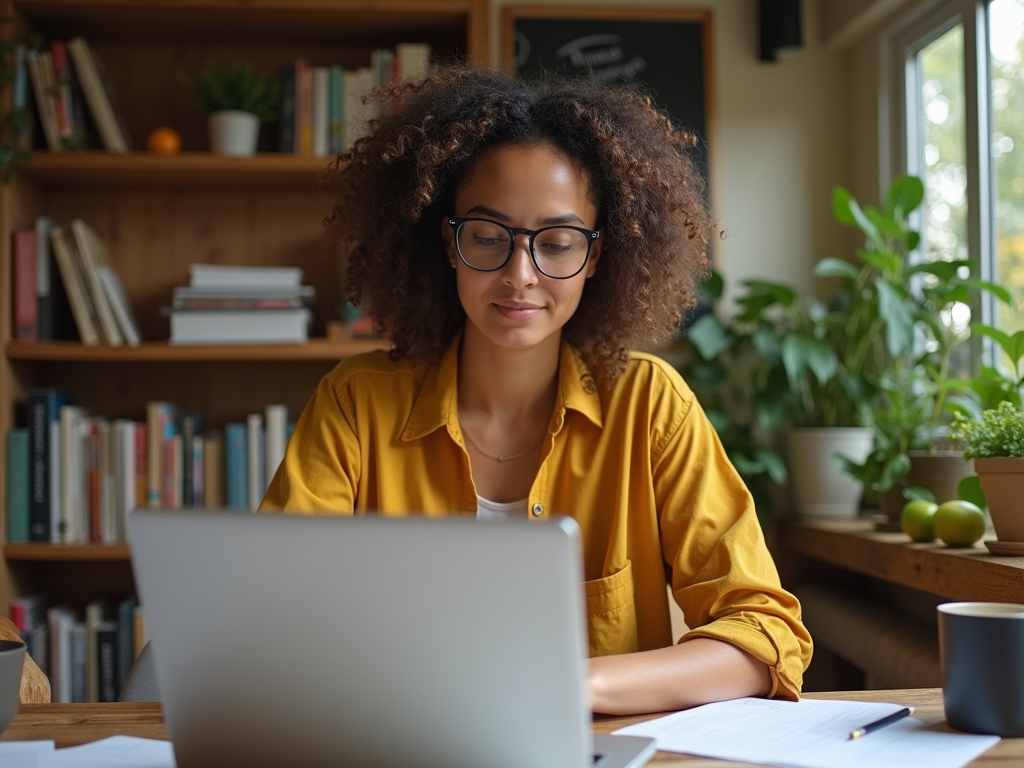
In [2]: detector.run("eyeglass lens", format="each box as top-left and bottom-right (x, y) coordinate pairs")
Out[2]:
(456, 220), (590, 278)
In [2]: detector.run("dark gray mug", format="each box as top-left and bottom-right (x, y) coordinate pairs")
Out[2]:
(0, 639), (26, 735)
(938, 602), (1024, 737)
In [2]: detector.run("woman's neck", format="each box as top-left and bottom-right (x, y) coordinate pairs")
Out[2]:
(457, 325), (560, 426)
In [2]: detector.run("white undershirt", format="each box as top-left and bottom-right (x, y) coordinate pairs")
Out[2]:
(476, 495), (529, 520)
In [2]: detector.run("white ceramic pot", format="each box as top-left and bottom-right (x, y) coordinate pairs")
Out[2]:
(787, 427), (874, 519)
(208, 110), (260, 156)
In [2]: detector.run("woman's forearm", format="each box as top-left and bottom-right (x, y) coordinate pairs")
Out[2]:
(587, 637), (772, 715)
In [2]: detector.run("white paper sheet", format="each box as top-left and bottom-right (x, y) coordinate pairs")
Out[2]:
(40, 736), (176, 768)
(613, 697), (1000, 768)
(0, 740), (55, 768)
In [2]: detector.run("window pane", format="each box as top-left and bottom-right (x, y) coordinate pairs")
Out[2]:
(991, 0), (1024, 340)
(917, 24), (969, 374)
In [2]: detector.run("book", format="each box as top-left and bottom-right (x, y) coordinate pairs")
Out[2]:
(396, 43), (431, 83)
(25, 48), (62, 151)
(278, 62), (295, 153)
(13, 227), (38, 340)
(296, 58), (312, 156)
(70, 218), (124, 346)
(35, 216), (54, 340)
(328, 65), (343, 154)
(203, 430), (225, 508)
(59, 404), (89, 543)
(247, 413), (264, 511)
(96, 619), (119, 702)
(6, 428), (30, 542)
(117, 594), (138, 693)
(99, 419), (118, 543)
(264, 404), (287, 491)
(50, 226), (101, 346)
(180, 413), (203, 507)
(312, 66), (329, 157)
(28, 388), (71, 542)
(98, 265), (142, 346)
(48, 605), (75, 703)
(66, 36), (132, 153)
(11, 44), (33, 151)
(169, 308), (312, 345)
(188, 263), (305, 289)
(70, 619), (87, 702)
(146, 402), (178, 507)
(224, 422), (248, 510)
(114, 419), (136, 542)
(49, 42), (74, 141)
(85, 600), (106, 702)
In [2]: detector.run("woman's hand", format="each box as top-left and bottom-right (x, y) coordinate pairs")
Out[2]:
(587, 637), (772, 715)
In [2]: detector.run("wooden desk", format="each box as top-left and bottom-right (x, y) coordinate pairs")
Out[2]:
(777, 517), (1024, 602)
(3, 689), (1019, 764)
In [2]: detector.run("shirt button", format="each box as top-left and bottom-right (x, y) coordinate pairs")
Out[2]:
(532, 504), (544, 517)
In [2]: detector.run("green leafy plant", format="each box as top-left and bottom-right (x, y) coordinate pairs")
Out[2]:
(949, 401), (1024, 459)
(178, 60), (280, 122)
(830, 175), (1012, 501)
(0, 32), (38, 183)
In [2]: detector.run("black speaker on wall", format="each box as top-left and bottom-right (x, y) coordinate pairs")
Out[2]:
(759, 0), (802, 61)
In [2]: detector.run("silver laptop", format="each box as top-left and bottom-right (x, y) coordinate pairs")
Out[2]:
(129, 510), (656, 768)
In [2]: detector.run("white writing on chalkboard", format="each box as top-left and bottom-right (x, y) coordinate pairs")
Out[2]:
(553, 34), (647, 85)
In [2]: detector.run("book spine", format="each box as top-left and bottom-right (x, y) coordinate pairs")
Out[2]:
(247, 413), (264, 510)
(87, 417), (101, 543)
(49, 42), (73, 140)
(296, 59), (312, 156)
(117, 595), (138, 694)
(66, 36), (129, 153)
(49, 226), (101, 346)
(6, 428), (30, 542)
(28, 390), (69, 542)
(115, 420), (135, 542)
(134, 423), (147, 512)
(225, 423), (248, 510)
(146, 402), (167, 507)
(48, 607), (73, 702)
(25, 48), (62, 151)
(96, 621), (118, 702)
(328, 65), (343, 155)
(264, 404), (287, 491)
(71, 619), (87, 703)
(100, 420), (118, 543)
(203, 431), (225, 509)
(278, 62), (295, 153)
(35, 216), (54, 340)
(312, 66), (329, 157)
(132, 606), (147, 661)
(13, 227), (38, 340)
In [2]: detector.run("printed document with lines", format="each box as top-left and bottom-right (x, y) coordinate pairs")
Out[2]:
(613, 697), (999, 768)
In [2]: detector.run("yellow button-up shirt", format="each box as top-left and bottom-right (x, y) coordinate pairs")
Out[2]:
(261, 337), (812, 700)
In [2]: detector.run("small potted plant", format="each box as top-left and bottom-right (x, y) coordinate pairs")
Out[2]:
(949, 401), (1024, 551)
(178, 60), (280, 156)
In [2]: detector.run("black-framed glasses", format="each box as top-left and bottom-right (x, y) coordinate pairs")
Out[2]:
(448, 217), (599, 280)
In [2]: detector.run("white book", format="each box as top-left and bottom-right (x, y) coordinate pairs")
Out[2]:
(312, 66), (329, 158)
(59, 404), (88, 544)
(188, 263), (304, 289)
(70, 219), (124, 347)
(25, 48), (62, 151)
(99, 420), (118, 543)
(264, 404), (287, 492)
(114, 419), (136, 543)
(48, 605), (75, 703)
(169, 308), (311, 345)
(247, 413), (264, 511)
(98, 265), (142, 346)
(50, 226), (101, 346)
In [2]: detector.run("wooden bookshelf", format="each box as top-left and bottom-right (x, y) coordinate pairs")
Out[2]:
(0, 0), (489, 617)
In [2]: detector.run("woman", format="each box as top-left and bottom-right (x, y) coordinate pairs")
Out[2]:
(261, 65), (812, 715)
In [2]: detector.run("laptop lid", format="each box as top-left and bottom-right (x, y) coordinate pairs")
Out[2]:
(129, 510), (655, 768)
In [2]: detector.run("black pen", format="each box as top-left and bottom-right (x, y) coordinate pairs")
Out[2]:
(849, 707), (915, 739)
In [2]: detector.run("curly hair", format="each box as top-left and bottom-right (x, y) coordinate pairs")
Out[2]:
(324, 64), (713, 383)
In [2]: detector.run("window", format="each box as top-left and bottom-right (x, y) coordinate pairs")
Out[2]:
(884, 0), (1024, 358)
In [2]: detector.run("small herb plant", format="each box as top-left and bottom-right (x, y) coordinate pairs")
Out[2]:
(0, 33), (39, 183)
(178, 61), (280, 122)
(949, 401), (1024, 459)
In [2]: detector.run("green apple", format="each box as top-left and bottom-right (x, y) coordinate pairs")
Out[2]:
(934, 500), (987, 548)
(900, 499), (939, 542)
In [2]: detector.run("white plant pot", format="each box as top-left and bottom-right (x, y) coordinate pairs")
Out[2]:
(787, 427), (874, 519)
(208, 110), (260, 156)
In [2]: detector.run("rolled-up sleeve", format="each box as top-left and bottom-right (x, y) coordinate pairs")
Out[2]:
(653, 389), (812, 700)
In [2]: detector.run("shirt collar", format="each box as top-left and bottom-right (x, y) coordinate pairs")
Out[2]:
(401, 332), (604, 443)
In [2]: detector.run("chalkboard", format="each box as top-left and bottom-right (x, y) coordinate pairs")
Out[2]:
(504, 8), (711, 176)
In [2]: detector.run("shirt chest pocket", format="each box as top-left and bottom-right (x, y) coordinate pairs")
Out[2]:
(584, 560), (638, 658)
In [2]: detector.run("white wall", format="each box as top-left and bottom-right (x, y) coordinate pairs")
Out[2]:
(489, 0), (855, 307)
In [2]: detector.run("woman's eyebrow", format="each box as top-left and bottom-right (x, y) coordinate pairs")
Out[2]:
(464, 204), (585, 226)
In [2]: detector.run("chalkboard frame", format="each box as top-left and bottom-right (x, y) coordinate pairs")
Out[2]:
(501, 5), (714, 178)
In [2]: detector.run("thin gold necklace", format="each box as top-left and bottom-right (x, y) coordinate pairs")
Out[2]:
(460, 422), (544, 462)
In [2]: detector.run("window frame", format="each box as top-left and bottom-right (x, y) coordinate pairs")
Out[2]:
(881, 0), (996, 340)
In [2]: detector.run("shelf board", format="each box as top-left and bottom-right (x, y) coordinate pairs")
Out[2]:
(20, 151), (337, 188)
(6, 338), (385, 362)
(4, 543), (131, 562)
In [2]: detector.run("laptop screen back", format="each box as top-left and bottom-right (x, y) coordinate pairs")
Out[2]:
(129, 511), (593, 768)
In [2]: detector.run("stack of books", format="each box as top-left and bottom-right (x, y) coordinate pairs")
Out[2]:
(279, 42), (431, 156)
(167, 264), (315, 345)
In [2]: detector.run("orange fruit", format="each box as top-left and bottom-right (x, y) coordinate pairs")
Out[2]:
(146, 127), (182, 155)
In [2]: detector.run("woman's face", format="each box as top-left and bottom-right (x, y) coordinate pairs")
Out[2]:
(442, 141), (602, 356)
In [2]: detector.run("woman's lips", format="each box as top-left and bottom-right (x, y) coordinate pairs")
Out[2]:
(494, 301), (543, 320)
